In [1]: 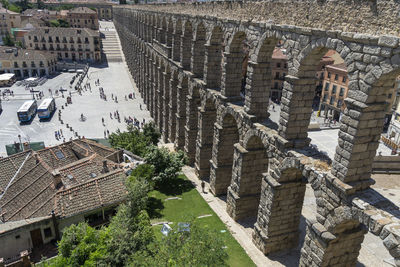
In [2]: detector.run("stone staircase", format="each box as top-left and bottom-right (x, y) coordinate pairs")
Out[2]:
(100, 30), (123, 63)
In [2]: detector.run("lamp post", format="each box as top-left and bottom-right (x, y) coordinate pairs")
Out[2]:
(18, 134), (22, 152)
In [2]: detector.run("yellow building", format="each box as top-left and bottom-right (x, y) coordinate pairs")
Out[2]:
(67, 7), (99, 30)
(24, 27), (101, 62)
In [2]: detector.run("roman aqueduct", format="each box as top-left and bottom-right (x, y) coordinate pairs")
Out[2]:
(113, 1), (400, 266)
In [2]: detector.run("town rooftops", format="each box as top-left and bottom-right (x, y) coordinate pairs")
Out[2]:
(0, 7), (19, 15)
(27, 27), (99, 37)
(0, 47), (55, 61)
(0, 139), (126, 224)
(68, 7), (97, 14)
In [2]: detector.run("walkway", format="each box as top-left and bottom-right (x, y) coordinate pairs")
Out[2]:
(100, 21), (123, 63)
(182, 165), (394, 267)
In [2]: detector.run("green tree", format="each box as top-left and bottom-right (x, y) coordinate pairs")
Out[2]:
(2, 33), (14, 46)
(36, 0), (44, 9)
(144, 146), (186, 186)
(130, 221), (228, 267)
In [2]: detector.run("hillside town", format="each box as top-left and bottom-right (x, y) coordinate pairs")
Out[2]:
(0, 0), (400, 267)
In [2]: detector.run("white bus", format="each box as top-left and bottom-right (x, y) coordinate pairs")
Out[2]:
(38, 98), (56, 119)
(17, 100), (37, 122)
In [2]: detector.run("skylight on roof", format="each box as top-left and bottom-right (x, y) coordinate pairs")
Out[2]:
(67, 174), (74, 180)
(55, 150), (65, 159)
(89, 173), (97, 178)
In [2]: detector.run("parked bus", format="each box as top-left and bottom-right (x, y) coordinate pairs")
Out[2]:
(17, 100), (37, 122)
(38, 98), (56, 120)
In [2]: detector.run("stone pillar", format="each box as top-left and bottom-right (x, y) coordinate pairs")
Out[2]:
(244, 61), (270, 120)
(172, 32), (181, 62)
(153, 62), (159, 125)
(162, 71), (170, 142)
(299, 220), (366, 266)
(226, 143), (267, 221)
(181, 34), (191, 70)
(191, 38), (206, 78)
(185, 93), (200, 165)
(203, 44), (222, 89)
(157, 66), (164, 134)
(148, 58), (154, 117)
(176, 81), (188, 150)
(195, 107), (217, 180)
(331, 99), (386, 186)
(169, 76), (178, 143)
(252, 169), (306, 254)
(209, 120), (239, 196)
(278, 75), (314, 148)
(221, 52), (243, 98)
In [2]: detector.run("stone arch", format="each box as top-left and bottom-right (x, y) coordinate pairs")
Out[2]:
(181, 20), (193, 70)
(221, 31), (248, 99)
(244, 32), (281, 119)
(185, 84), (201, 165)
(332, 65), (400, 184)
(204, 26), (223, 89)
(300, 206), (367, 266)
(210, 112), (240, 196)
(172, 19), (182, 62)
(278, 40), (348, 148)
(166, 17), (173, 48)
(176, 75), (189, 150)
(227, 133), (269, 221)
(192, 22), (206, 78)
(195, 96), (218, 180)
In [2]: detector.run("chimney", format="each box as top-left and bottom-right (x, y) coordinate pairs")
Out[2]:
(102, 160), (109, 173)
(51, 170), (62, 188)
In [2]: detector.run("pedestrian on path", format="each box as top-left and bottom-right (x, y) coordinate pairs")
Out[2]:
(201, 180), (206, 193)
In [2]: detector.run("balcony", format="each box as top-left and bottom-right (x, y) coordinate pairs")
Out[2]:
(55, 39), (60, 43)
(77, 39), (82, 44)
(78, 48), (83, 52)
(62, 39), (67, 43)
(70, 48), (75, 51)
(22, 64), (27, 68)
(33, 39), (38, 42)
(69, 40), (74, 44)
(85, 48), (90, 52)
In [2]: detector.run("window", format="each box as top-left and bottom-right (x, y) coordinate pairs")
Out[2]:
(339, 87), (345, 96)
(44, 227), (52, 238)
(277, 62), (281, 68)
(28, 36), (31, 40)
(334, 74), (338, 80)
(274, 82), (278, 89)
(65, 52), (68, 58)
(275, 72), (280, 79)
(30, 43), (32, 47)
(337, 100), (343, 107)
(388, 93), (393, 99)
(330, 96), (336, 105)
(55, 150), (65, 159)
(324, 82), (330, 91)
(332, 85), (337, 94)
(342, 76), (346, 83)
(284, 63), (287, 69)
(323, 94), (328, 102)
(15, 235), (20, 239)
(327, 72), (331, 78)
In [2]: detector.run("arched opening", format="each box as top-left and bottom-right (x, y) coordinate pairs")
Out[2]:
(160, 17), (166, 44)
(176, 76), (188, 150)
(185, 86), (201, 165)
(181, 21), (192, 70)
(192, 23), (206, 78)
(204, 26), (223, 89)
(172, 20), (182, 62)
(244, 36), (280, 120)
(166, 18), (173, 49)
(227, 135), (268, 222)
(195, 98), (217, 180)
(209, 113), (240, 196)
(168, 71), (179, 143)
(221, 31), (248, 100)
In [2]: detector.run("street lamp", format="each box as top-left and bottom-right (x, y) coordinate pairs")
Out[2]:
(18, 134), (22, 152)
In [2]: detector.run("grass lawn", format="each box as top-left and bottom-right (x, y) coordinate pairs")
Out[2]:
(148, 175), (256, 267)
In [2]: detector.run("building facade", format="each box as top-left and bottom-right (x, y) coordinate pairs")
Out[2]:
(66, 7), (99, 30)
(24, 27), (101, 62)
(0, 8), (19, 44)
(0, 47), (57, 78)
(387, 78), (400, 148)
(44, 1), (114, 20)
(319, 63), (397, 123)
(270, 48), (287, 102)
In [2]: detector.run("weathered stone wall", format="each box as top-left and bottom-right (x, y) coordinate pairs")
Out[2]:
(135, 0), (400, 36)
(114, 4), (400, 266)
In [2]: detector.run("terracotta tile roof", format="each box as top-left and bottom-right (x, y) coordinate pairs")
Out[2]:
(0, 139), (124, 223)
(68, 7), (97, 14)
(55, 170), (127, 218)
(327, 62), (347, 72)
(27, 27), (99, 38)
(272, 47), (287, 60)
